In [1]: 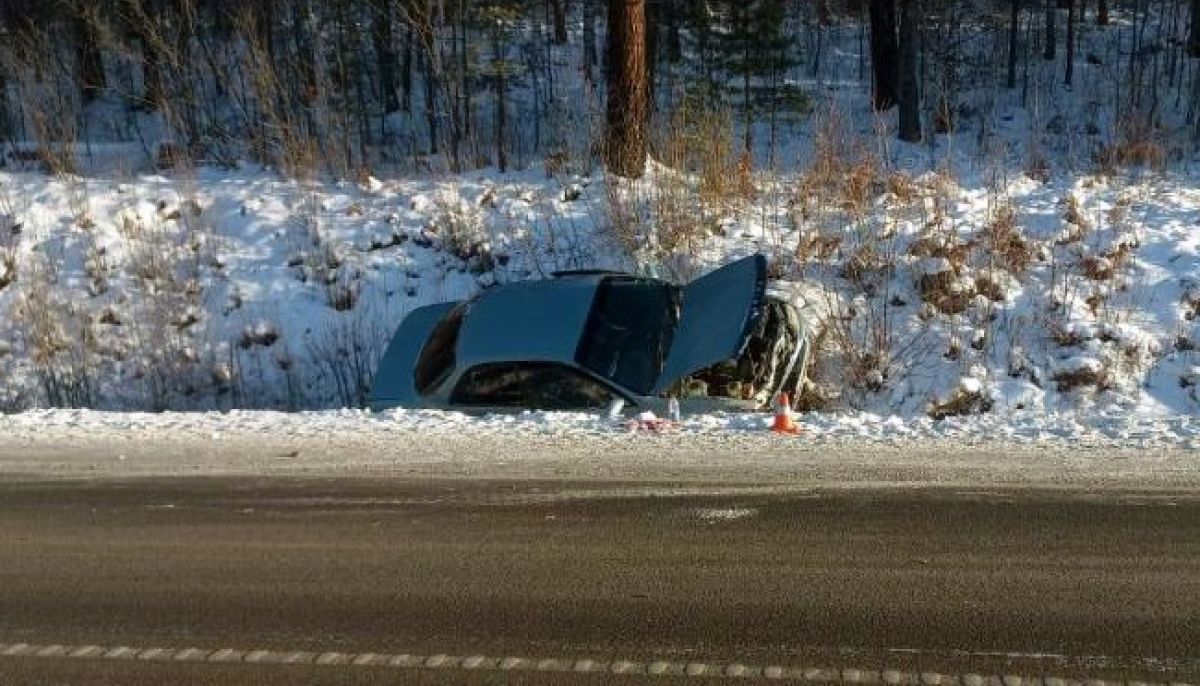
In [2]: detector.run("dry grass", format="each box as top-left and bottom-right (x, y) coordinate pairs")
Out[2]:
(1053, 365), (1112, 392)
(978, 204), (1033, 276)
(928, 387), (993, 419)
(1094, 119), (1166, 174)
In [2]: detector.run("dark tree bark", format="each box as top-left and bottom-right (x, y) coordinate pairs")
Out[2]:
(1007, 0), (1021, 89)
(869, 0), (899, 110)
(605, 0), (648, 178)
(401, 16), (413, 111)
(1189, 0), (1200, 57)
(551, 0), (567, 45)
(582, 0), (596, 81)
(374, 0), (400, 113)
(897, 0), (921, 142)
(665, 0), (681, 62)
(1044, 0), (1056, 60)
(491, 22), (507, 172)
(817, 0), (833, 26)
(1065, 0), (1075, 84)
(1097, 0), (1109, 24)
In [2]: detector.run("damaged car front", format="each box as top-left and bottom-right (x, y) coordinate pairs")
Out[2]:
(643, 254), (811, 412)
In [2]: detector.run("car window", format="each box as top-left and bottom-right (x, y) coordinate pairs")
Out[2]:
(415, 304), (467, 395)
(576, 277), (681, 395)
(450, 362), (615, 410)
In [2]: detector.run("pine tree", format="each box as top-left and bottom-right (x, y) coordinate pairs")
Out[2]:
(897, 0), (920, 142)
(869, 0), (899, 110)
(605, 0), (648, 178)
(1190, 0), (1200, 57)
(710, 0), (799, 153)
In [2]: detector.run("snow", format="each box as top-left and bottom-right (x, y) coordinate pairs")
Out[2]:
(1, 407), (1197, 488)
(1, 406), (1198, 449)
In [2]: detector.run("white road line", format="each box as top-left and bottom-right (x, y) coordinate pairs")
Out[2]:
(0, 639), (1190, 685)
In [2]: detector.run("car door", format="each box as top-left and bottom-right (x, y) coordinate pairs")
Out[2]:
(652, 254), (768, 395)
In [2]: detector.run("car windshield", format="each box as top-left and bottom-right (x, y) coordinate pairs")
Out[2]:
(576, 277), (681, 395)
(414, 304), (467, 395)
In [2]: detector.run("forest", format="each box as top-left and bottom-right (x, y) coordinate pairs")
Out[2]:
(0, 0), (1195, 177)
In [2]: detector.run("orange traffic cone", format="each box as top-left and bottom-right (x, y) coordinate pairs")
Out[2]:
(770, 392), (801, 435)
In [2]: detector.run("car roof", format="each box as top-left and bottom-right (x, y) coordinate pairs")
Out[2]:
(456, 276), (604, 367)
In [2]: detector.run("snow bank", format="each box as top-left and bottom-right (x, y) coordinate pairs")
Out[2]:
(2, 407), (1198, 450)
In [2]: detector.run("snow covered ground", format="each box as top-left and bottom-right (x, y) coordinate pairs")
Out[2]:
(1, 163), (1198, 417)
(1, 408), (1197, 488)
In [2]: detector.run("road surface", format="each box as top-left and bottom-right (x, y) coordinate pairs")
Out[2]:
(0, 477), (1197, 684)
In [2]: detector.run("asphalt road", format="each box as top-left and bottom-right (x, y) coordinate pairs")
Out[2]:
(0, 478), (1197, 684)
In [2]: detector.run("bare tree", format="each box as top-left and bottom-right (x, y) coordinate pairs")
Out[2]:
(898, 0), (921, 141)
(869, 0), (899, 110)
(1008, 0), (1021, 89)
(1065, 0), (1075, 84)
(605, 0), (648, 178)
(1043, 0), (1056, 60)
(1190, 0), (1200, 57)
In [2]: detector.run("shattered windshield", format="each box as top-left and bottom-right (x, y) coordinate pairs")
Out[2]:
(576, 277), (681, 395)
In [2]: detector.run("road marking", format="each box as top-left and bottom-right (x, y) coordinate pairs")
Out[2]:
(0, 639), (1191, 684)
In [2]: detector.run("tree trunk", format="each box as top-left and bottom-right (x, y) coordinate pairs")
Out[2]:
(492, 25), (507, 172)
(374, 1), (400, 113)
(401, 19), (413, 112)
(551, 0), (567, 45)
(1097, 0), (1109, 24)
(1189, 0), (1200, 57)
(817, 0), (833, 25)
(897, 0), (921, 142)
(1007, 0), (1021, 89)
(605, 0), (648, 178)
(1044, 0), (1056, 60)
(1065, 0), (1075, 84)
(582, 0), (596, 81)
(665, 0), (681, 61)
(869, 0), (899, 110)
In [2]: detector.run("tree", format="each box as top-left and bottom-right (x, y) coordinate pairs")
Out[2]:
(897, 0), (920, 142)
(373, 0), (401, 114)
(479, 2), (521, 172)
(1096, 0), (1108, 25)
(605, 0), (648, 178)
(869, 0), (899, 110)
(1007, 0), (1021, 89)
(711, 0), (799, 154)
(1190, 0), (1200, 57)
(1043, 0), (1055, 61)
(1064, 0), (1075, 85)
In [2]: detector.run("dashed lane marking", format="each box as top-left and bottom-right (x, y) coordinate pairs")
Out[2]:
(0, 640), (1190, 684)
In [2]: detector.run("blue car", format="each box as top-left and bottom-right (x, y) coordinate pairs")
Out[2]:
(370, 254), (811, 413)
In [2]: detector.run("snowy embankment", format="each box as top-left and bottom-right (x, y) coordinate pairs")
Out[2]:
(1, 164), (1199, 421)
(1, 408), (1198, 488)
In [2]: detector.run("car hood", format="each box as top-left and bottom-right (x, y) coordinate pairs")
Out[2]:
(651, 254), (767, 395)
(369, 302), (460, 410)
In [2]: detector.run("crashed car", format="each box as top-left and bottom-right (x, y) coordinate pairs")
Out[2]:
(369, 254), (812, 414)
